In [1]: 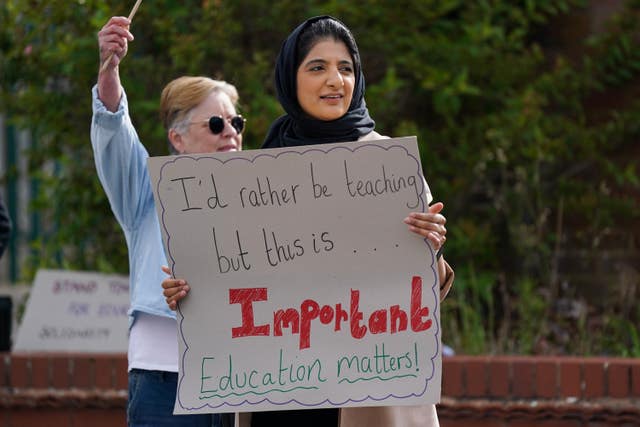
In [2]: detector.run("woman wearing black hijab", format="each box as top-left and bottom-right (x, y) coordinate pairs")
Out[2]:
(162, 15), (454, 427)
(249, 15), (454, 427)
(261, 15), (452, 298)
(261, 15), (375, 148)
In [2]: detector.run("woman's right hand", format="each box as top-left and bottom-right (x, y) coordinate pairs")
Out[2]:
(161, 265), (190, 311)
(98, 16), (133, 72)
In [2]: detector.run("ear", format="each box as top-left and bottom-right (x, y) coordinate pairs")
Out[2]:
(168, 129), (184, 154)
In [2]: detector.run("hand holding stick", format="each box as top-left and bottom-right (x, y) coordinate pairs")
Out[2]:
(99, 0), (143, 73)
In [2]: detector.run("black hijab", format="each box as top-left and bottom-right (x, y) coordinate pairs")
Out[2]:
(261, 16), (375, 149)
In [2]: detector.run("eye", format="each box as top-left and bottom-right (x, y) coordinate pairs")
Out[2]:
(309, 65), (324, 72)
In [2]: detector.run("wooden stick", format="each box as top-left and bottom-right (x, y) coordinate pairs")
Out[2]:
(99, 0), (143, 73)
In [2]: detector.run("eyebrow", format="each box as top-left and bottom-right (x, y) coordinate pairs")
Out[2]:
(303, 58), (353, 68)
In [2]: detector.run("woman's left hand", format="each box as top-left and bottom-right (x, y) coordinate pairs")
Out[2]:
(404, 201), (447, 251)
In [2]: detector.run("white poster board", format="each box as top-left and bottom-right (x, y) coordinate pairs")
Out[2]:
(13, 269), (129, 353)
(148, 136), (442, 414)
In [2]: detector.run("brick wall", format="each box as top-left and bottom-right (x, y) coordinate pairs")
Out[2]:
(1, 353), (127, 427)
(438, 356), (640, 427)
(1, 353), (639, 427)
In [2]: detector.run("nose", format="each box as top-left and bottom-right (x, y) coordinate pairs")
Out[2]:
(326, 67), (344, 88)
(221, 118), (239, 137)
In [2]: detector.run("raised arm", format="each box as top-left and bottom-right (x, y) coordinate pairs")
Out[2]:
(97, 16), (133, 112)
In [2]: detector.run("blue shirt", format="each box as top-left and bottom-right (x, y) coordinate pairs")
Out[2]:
(90, 85), (175, 327)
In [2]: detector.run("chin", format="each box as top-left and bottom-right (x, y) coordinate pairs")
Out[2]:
(318, 111), (347, 121)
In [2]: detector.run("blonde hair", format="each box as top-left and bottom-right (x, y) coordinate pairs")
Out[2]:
(160, 76), (239, 133)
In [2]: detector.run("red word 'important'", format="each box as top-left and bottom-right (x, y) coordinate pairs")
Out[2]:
(229, 276), (433, 350)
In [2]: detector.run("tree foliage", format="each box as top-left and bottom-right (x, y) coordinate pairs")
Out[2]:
(1, 0), (639, 355)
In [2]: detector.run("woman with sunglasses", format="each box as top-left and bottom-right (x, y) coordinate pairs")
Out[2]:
(91, 16), (242, 427)
(163, 15), (454, 427)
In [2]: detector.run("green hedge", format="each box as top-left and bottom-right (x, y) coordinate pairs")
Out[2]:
(1, 0), (639, 355)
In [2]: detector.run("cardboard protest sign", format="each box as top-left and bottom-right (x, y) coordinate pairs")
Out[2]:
(13, 269), (129, 353)
(147, 136), (442, 414)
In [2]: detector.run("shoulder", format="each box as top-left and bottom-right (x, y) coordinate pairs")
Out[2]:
(357, 130), (389, 141)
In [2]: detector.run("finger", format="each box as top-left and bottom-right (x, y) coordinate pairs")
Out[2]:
(163, 287), (179, 298)
(407, 223), (446, 248)
(164, 290), (186, 304)
(404, 215), (447, 235)
(166, 289), (188, 306)
(166, 295), (177, 310)
(407, 224), (429, 238)
(99, 35), (128, 52)
(405, 217), (446, 234)
(164, 283), (190, 296)
(105, 16), (132, 27)
(428, 201), (444, 214)
(161, 278), (185, 289)
(427, 232), (446, 250)
(99, 25), (133, 41)
(98, 34), (131, 56)
(98, 26), (133, 50)
(98, 41), (126, 64)
(408, 211), (447, 225)
(161, 265), (171, 275)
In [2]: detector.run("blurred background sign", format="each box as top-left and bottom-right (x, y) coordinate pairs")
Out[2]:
(13, 269), (129, 353)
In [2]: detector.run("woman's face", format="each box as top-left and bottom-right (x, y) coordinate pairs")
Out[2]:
(171, 91), (242, 154)
(296, 38), (355, 121)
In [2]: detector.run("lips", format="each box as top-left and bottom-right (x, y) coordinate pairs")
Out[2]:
(217, 144), (238, 152)
(320, 94), (343, 99)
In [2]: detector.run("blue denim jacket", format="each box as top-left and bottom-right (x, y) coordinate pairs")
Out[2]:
(90, 85), (175, 327)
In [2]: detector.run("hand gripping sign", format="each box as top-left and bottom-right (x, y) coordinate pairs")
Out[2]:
(147, 136), (442, 414)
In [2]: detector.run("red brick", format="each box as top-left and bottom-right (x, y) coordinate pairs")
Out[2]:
(440, 421), (478, 427)
(72, 408), (126, 427)
(440, 420), (503, 427)
(512, 420), (580, 427)
(535, 358), (557, 398)
(30, 354), (50, 388)
(94, 356), (114, 389)
(591, 422), (640, 427)
(632, 361), (640, 397)
(583, 358), (606, 398)
(51, 355), (71, 388)
(440, 420), (506, 427)
(465, 358), (487, 397)
(607, 360), (630, 398)
(587, 422), (616, 427)
(559, 358), (581, 398)
(488, 357), (510, 397)
(10, 353), (30, 388)
(9, 408), (71, 427)
(512, 358), (535, 398)
(72, 356), (93, 389)
(115, 357), (128, 390)
(442, 357), (464, 397)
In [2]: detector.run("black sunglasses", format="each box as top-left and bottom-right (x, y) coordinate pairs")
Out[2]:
(206, 115), (246, 135)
